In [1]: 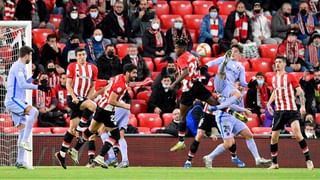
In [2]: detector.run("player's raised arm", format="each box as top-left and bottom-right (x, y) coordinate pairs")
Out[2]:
(108, 91), (130, 110)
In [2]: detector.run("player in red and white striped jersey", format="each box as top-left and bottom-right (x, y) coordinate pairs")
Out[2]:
(267, 56), (313, 170)
(55, 48), (98, 169)
(81, 63), (137, 168)
(169, 39), (219, 152)
(46, 61), (60, 88)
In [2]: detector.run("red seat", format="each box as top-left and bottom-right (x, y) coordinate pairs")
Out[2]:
(220, 15), (228, 26)
(32, 28), (54, 48)
(183, 15), (204, 30)
(116, 43), (129, 58)
(162, 113), (173, 126)
(137, 127), (151, 134)
(193, 1), (214, 15)
(316, 113), (320, 125)
(259, 44), (279, 61)
(32, 127), (52, 134)
(188, 30), (198, 44)
(51, 127), (68, 134)
(44, 0), (55, 12)
(95, 79), (107, 91)
(239, 60), (251, 71)
(144, 57), (154, 72)
(138, 113), (162, 128)
(245, 71), (258, 82)
(3, 127), (19, 134)
(265, 72), (276, 86)
(170, 1), (193, 16)
(136, 90), (152, 102)
(129, 114), (138, 127)
(49, 14), (63, 30)
(217, 1), (236, 16)
(251, 127), (272, 135)
(151, 71), (160, 80)
(246, 113), (260, 130)
(130, 99), (148, 115)
(250, 58), (273, 73)
(155, 1), (170, 16)
(0, 114), (13, 127)
(160, 15), (182, 30)
(0, 46), (13, 62)
(154, 57), (168, 71)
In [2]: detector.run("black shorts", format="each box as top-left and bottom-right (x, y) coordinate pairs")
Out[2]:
(93, 107), (117, 128)
(180, 81), (212, 106)
(272, 111), (301, 131)
(198, 113), (217, 133)
(67, 95), (87, 119)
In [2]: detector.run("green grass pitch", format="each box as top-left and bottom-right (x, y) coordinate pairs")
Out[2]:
(1, 167), (319, 179)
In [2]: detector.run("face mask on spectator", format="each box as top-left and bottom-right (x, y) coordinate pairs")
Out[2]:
(0, 68), (5, 74)
(70, 43), (79, 48)
(162, 83), (170, 92)
(283, 12), (290, 17)
(237, 11), (244, 16)
(151, 23), (160, 30)
(71, 12), (78, 19)
(257, 79), (264, 86)
(254, 9), (261, 14)
(107, 51), (114, 57)
(174, 22), (183, 29)
(167, 68), (175, 74)
(129, 54), (137, 59)
(47, 68), (55, 73)
(313, 41), (320, 47)
(300, 9), (307, 16)
(305, 132), (314, 138)
(90, 12), (98, 19)
(94, 35), (103, 42)
(210, 12), (218, 18)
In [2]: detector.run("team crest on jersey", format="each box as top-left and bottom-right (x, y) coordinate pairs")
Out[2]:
(117, 87), (122, 93)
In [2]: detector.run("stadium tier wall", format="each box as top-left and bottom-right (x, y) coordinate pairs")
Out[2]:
(30, 136), (320, 167)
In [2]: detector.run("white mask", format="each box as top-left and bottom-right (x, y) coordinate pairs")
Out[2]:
(305, 132), (314, 138)
(94, 35), (103, 42)
(162, 83), (170, 92)
(90, 12), (98, 19)
(71, 12), (78, 19)
(151, 23), (160, 30)
(0, 68), (5, 74)
(129, 54), (137, 59)
(174, 22), (183, 29)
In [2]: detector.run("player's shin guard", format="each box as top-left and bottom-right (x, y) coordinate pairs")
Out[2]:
(88, 140), (96, 161)
(83, 128), (94, 141)
(270, 143), (278, 164)
(76, 109), (94, 132)
(229, 143), (237, 158)
(187, 140), (200, 161)
(60, 131), (74, 158)
(74, 140), (85, 151)
(178, 120), (187, 142)
(298, 139), (311, 161)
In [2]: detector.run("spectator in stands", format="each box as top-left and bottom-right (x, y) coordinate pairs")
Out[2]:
(65, 0), (88, 19)
(308, 0), (320, 16)
(277, 30), (307, 72)
(251, 2), (277, 46)
(40, 34), (62, 69)
(32, 42), (40, 67)
(142, 18), (166, 58)
(59, 6), (84, 43)
(305, 31), (320, 71)
(46, 60), (60, 88)
(166, 17), (193, 57)
(131, 0), (155, 45)
(271, 3), (299, 43)
(241, 0), (272, 15)
(87, 0), (106, 14)
(15, 0), (55, 30)
(85, 28), (111, 65)
(222, 1), (253, 52)
(156, 108), (180, 136)
(122, 44), (151, 82)
(294, 1), (319, 45)
(33, 73), (66, 127)
(96, 44), (122, 80)
(152, 56), (177, 89)
(305, 113), (320, 137)
(199, 6), (224, 48)
(55, 73), (71, 114)
(300, 69), (320, 114)
(246, 72), (271, 122)
(61, 34), (80, 70)
(101, 0), (133, 44)
(304, 121), (318, 139)
(2, 0), (16, 20)
(82, 5), (105, 40)
(148, 75), (177, 115)
(53, 0), (67, 15)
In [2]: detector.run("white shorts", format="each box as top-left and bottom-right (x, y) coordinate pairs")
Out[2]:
(5, 99), (29, 127)
(114, 107), (129, 130)
(215, 110), (247, 139)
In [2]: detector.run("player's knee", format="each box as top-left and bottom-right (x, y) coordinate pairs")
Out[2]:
(110, 128), (120, 141)
(84, 100), (97, 112)
(223, 140), (233, 149)
(119, 129), (125, 138)
(196, 130), (204, 140)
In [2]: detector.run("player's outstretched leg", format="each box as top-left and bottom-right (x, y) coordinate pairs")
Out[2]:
(20, 106), (38, 151)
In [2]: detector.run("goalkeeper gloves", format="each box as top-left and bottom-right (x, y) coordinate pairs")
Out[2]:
(38, 79), (49, 92)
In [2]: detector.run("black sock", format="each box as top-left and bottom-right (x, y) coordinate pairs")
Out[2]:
(100, 142), (112, 157)
(74, 140), (85, 151)
(113, 146), (120, 157)
(60, 131), (74, 157)
(83, 128), (94, 140)
(271, 143), (278, 164)
(229, 143), (237, 158)
(88, 140), (96, 161)
(78, 109), (94, 130)
(187, 140), (200, 161)
(178, 120), (186, 142)
(298, 139), (311, 161)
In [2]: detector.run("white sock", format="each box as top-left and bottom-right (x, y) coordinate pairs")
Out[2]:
(17, 128), (25, 164)
(22, 107), (38, 142)
(119, 138), (128, 162)
(246, 138), (261, 161)
(107, 148), (116, 160)
(208, 144), (225, 160)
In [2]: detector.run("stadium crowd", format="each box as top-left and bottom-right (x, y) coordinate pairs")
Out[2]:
(0, 0), (320, 141)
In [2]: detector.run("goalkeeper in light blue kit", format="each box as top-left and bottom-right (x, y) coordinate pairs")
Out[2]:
(202, 80), (271, 168)
(4, 46), (49, 169)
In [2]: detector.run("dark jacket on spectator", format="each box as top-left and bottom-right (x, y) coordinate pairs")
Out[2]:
(142, 29), (166, 58)
(59, 15), (84, 43)
(40, 43), (61, 67)
(101, 11), (132, 39)
(131, 8), (155, 37)
(148, 83), (177, 114)
(96, 54), (122, 80)
(246, 80), (271, 116)
(271, 10), (293, 40)
(15, 0), (49, 22)
(122, 55), (150, 82)
(300, 77), (320, 114)
(82, 13), (104, 40)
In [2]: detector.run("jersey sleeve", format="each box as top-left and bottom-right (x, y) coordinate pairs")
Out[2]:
(111, 78), (125, 95)
(66, 63), (75, 79)
(91, 64), (98, 81)
(289, 74), (299, 88)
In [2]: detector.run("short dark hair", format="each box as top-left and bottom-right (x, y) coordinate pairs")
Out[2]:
(256, 72), (264, 77)
(275, 56), (286, 62)
(231, 44), (243, 53)
(46, 33), (57, 41)
(19, 46), (34, 57)
(46, 60), (55, 66)
(305, 121), (315, 128)
(209, 5), (219, 12)
(105, 44), (114, 49)
(70, 34), (80, 41)
(123, 63), (137, 73)
(165, 56), (174, 64)
(75, 47), (86, 55)
(175, 39), (188, 48)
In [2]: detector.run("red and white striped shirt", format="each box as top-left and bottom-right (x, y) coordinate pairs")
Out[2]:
(4, 0), (15, 21)
(177, 51), (201, 92)
(55, 84), (68, 111)
(272, 73), (299, 111)
(66, 62), (98, 98)
(48, 72), (60, 88)
(33, 88), (56, 109)
(97, 74), (128, 111)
